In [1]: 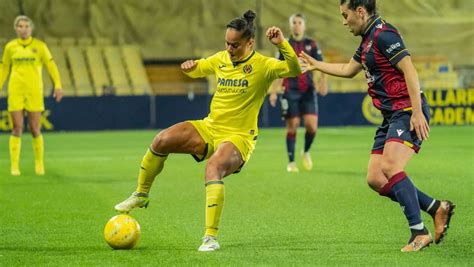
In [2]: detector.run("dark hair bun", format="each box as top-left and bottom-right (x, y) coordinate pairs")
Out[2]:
(243, 10), (256, 23)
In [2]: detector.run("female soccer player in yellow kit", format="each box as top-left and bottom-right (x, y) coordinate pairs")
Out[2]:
(0, 16), (63, 176)
(114, 10), (301, 251)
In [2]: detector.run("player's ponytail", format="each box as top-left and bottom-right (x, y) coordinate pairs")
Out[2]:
(227, 10), (256, 40)
(243, 10), (256, 25)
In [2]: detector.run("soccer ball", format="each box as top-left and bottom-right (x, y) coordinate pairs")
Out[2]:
(104, 214), (141, 249)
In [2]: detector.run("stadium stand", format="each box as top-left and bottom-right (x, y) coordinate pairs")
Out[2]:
(146, 65), (207, 95)
(77, 37), (94, 47)
(85, 46), (110, 96)
(414, 58), (460, 90)
(67, 46), (93, 96)
(44, 37), (60, 46)
(0, 37), (464, 97)
(60, 37), (76, 48)
(122, 45), (151, 95)
(42, 66), (54, 96)
(94, 37), (113, 47)
(103, 46), (131, 95)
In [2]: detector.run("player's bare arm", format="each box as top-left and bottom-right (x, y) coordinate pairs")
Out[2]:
(396, 56), (430, 141)
(315, 73), (328, 96)
(299, 51), (362, 78)
(269, 78), (283, 107)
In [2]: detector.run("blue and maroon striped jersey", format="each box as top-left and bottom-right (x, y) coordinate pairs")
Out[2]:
(353, 16), (420, 111)
(278, 36), (323, 93)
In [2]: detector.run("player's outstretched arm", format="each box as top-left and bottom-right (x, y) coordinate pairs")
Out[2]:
(266, 26), (301, 77)
(299, 51), (362, 78)
(181, 57), (216, 79)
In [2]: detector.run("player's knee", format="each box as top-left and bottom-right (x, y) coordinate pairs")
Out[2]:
(305, 126), (316, 134)
(205, 160), (226, 180)
(366, 173), (376, 188)
(287, 128), (297, 135)
(29, 125), (41, 136)
(12, 124), (23, 135)
(152, 131), (171, 152)
(366, 173), (384, 192)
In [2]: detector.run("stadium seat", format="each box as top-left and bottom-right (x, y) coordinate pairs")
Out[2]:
(0, 38), (9, 49)
(94, 37), (113, 47)
(121, 45), (151, 95)
(60, 37), (76, 48)
(146, 65), (206, 95)
(85, 46), (110, 96)
(77, 37), (94, 47)
(67, 47), (93, 96)
(103, 46), (131, 95)
(44, 37), (60, 46)
(49, 46), (75, 96)
(327, 73), (366, 93)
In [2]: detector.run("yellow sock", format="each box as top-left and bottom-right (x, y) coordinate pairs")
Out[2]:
(135, 148), (168, 194)
(32, 135), (44, 174)
(204, 180), (225, 237)
(9, 135), (21, 174)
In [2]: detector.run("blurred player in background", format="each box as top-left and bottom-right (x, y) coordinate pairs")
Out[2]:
(299, 0), (455, 252)
(114, 10), (301, 252)
(0, 15), (63, 176)
(269, 13), (328, 172)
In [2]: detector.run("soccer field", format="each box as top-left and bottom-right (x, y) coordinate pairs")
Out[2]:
(0, 126), (473, 265)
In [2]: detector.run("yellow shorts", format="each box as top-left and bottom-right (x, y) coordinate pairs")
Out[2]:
(8, 92), (44, 112)
(188, 119), (257, 164)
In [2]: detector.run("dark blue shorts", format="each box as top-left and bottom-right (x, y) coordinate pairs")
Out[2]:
(281, 90), (318, 119)
(371, 103), (431, 154)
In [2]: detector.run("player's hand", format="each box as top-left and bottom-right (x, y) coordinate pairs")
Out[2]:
(410, 110), (430, 141)
(269, 92), (278, 107)
(53, 89), (63, 102)
(299, 51), (319, 73)
(266, 27), (285, 45)
(181, 60), (198, 73)
(318, 81), (328, 97)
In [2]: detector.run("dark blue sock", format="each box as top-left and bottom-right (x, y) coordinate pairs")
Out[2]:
(417, 190), (440, 217)
(385, 187), (439, 217)
(381, 172), (422, 228)
(304, 131), (316, 152)
(286, 132), (296, 162)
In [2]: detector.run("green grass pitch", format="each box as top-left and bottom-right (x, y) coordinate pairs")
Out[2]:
(0, 126), (473, 265)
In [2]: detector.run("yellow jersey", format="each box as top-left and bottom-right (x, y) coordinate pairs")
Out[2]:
(185, 40), (301, 137)
(0, 37), (61, 94)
